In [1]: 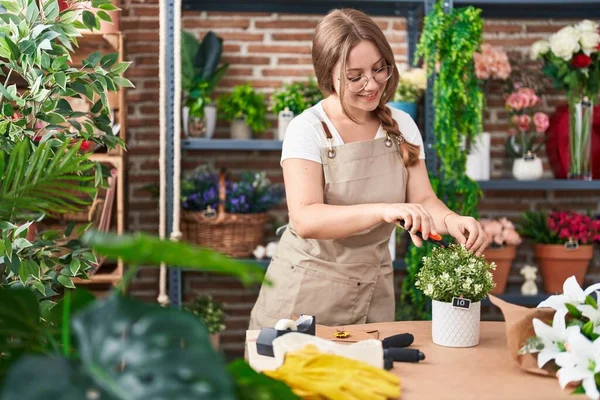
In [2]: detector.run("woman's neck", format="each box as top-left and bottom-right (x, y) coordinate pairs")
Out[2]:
(323, 95), (374, 125)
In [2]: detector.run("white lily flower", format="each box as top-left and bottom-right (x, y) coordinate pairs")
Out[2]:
(532, 308), (574, 367)
(555, 328), (600, 400)
(578, 304), (600, 335)
(538, 276), (600, 310)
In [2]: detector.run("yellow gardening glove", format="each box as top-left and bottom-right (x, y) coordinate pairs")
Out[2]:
(263, 344), (400, 400)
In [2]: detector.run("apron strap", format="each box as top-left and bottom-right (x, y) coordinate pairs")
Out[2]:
(320, 121), (336, 159)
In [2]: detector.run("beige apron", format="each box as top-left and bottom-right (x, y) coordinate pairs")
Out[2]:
(249, 121), (407, 329)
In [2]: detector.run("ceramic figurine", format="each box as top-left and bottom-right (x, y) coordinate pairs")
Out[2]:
(253, 245), (266, 260)
(520, 264), (538, 296)
(265, 242), (278, 258)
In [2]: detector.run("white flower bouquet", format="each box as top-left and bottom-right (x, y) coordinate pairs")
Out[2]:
(416, 244), (496, 303)
(491, 277), (600, 400)
(394, 65), (427, 103)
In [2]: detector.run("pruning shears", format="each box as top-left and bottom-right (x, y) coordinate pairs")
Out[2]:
(396, 219), (450, 247)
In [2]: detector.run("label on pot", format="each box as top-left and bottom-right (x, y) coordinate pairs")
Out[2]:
(452, 297), (471, 310)
(564, 240), (579, 251)
(524, 153), (535, 161)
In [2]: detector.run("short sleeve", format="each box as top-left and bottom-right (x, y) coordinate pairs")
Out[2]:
(391, 108), (426, 159)
(280, 116), (324, 166)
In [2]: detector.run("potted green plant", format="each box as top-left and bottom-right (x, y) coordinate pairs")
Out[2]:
(520, 210), (598, 293)
(480, 217), (522, 294)
(388, 66), (426, 120)
(270, 77), (322, 140)
(181, 30), (228, 138)
(217, 83), (269, 139)
(184, 295), (226, 349)
(416, 244), (495, 347)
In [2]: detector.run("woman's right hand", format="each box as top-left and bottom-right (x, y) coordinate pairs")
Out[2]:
(381, 203), (438, 247)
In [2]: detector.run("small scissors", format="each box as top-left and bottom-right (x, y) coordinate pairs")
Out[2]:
(396, 219), (449, 247)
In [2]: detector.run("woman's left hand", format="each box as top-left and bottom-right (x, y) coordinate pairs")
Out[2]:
(444, 214), (488, 256)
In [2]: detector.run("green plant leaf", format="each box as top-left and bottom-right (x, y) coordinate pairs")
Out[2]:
(54, 71), (66, 90)
(57, 275), (75, 289)
(111, 61), (131, 75)
(96, 10), (111, 23)
(565, 303), (583, 319)
(71, 294), (237, 399)
(113, 76), (134, 88)
(227, 359), (300, 400)
(81, 11), (97, 32)
(82, 230), (267, 287)
(59, 10), (78, 24)
(101, 52), (118, 68)
(0, 0), (21, 13)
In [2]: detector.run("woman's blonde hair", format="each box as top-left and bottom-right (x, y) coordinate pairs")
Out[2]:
(312, 8), (421, 166)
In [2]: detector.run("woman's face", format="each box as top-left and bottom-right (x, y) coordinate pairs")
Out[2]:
(333, 40), (389, 113)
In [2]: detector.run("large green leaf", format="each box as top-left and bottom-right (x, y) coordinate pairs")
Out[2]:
(2, 356), (117, 400)
(0, 288), (56, 380)
(228, 359), (300, 400)
(71, 294), (237, 399)
(82, 230), (266, 286)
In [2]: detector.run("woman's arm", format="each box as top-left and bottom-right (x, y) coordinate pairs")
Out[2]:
(283, 158), (385, 239)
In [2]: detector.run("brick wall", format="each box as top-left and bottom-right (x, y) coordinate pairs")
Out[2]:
(120, 3), (600, 357)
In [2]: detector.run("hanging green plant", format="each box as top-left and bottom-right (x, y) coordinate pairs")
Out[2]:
(398, 1), (484, 320)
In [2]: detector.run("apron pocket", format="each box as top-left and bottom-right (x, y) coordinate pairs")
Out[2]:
(293, 264), (361, 327)
(253, 256), (301, 320)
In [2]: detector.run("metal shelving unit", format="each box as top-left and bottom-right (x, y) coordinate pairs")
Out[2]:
(164, 0), (600, 307)
(182, 138), (283, 151)
(477, 179), (600, 191)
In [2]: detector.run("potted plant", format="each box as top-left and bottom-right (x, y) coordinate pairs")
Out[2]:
(181, 30), (228, 138)
(388, 65), (426, 120)
(180, 165), (285, 257)
(504, 88), (550, 180)
(270, 78), (322, 141)
(480, 218), (522, 294)
(520, 210), (599, 293)
(184, 295), (226, 349)
(416, 244), (496, 347)
(530, 20), (600, 180)
(217, 83), (269, 139)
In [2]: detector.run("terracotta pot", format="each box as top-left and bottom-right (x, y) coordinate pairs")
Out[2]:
(534, 244), (593, 294)
(483, 245), (517, 294)
(210, 333), (220, 350)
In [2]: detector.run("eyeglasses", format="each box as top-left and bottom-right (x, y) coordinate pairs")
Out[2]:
(338, 65), (394, 93)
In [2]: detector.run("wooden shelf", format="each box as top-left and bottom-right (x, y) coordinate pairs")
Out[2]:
(477, 179), (600, 191)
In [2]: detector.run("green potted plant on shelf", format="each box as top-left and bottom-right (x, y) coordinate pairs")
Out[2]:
(184, 294), (226, 349)
(480, 217), (522, 294)
(388, 65), (426, 120)
(0, 0), (130, 297)
(181, 30), (229, 138)
(416, 244), (495, 348)
(270, 77), (322, 140)
(520, 210), (598, 293)
(217, 83), (269, 139)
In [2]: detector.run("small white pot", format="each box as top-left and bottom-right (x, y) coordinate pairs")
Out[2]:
(231, 117), (252, 140)
(204, 104), (217, 139)
(432, 299), (481, 347)
(512, 155), (543, 181)
(466, 133), (491, 181)
(278, 109), (294, 141)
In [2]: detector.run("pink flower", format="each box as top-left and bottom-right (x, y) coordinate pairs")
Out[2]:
(533, 112), (549, 133)
(474, 44), (511, 81)
(518, 114), (531, 131)
(518, 88), (539, 108)
(506, 93), (527, 111)
(503, 229), (522, 246)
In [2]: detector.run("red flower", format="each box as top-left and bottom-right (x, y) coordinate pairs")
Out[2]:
(572, 53), (592, 68)
(80, 140), (94, 152)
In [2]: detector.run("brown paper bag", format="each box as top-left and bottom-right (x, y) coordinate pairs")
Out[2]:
(489, 295), (558, 376)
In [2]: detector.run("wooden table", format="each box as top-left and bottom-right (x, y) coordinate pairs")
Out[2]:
(246, 321), (575, 400)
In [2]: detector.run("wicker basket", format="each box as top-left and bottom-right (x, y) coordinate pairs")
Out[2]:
(181, 172), (271, 258)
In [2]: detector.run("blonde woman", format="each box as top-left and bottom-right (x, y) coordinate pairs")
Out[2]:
(249, 9), (487, 329)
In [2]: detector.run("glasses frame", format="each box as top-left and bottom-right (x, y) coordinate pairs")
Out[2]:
(338, 65), (394, 93)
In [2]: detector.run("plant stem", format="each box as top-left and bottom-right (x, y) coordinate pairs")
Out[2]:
(62, 289), (71, 357)
(0, 69), (13, 104)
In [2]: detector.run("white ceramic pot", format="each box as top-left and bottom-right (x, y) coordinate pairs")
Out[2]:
(466, 133), (491, 181)
(204, 104), (217, 139)
(431, 299), (481, 347)
(231, 117), (252, 139)
(512, 155), (543, 180)
(278, 108), (294, 141)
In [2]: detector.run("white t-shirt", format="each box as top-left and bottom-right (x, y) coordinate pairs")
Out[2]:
(281, 101), (426, 165)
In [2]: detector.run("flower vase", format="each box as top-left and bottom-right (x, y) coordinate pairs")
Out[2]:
(568, 97), (593, 180)
(231, 117), (252, 140)
(431, 299), (481, 347)
(512, 153), (543, 180)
